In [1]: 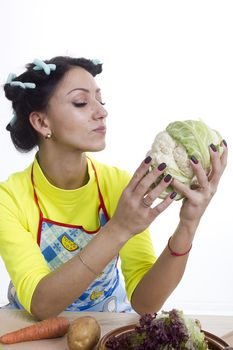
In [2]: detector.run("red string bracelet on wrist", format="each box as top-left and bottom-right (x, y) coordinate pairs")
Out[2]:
(167, 236), (192, 256)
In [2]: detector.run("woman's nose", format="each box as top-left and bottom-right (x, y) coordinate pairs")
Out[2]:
(93, 102), (108, 119)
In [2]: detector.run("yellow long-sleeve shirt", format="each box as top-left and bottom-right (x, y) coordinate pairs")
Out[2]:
(0, 157), (156, 313)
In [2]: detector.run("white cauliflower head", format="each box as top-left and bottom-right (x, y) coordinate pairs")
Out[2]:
(147, 120), (223, 200)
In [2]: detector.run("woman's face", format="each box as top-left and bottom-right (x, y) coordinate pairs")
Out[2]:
(44, 67), (108, 153)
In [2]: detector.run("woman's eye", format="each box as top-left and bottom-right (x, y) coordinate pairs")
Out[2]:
(72, 102), (87, 107)
(99, 101), (106, 106)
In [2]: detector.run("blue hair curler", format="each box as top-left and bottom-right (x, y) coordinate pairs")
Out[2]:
(92, 59), (101, 65)
(10, 81), (36, 89)
(6, 73), (17, 84)
(9, 111), (17, 127)
(33, 59), (56, 75)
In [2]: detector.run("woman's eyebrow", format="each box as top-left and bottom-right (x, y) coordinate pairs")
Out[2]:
(67, 87), (101, 95)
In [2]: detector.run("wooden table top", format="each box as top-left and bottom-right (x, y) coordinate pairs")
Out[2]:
(0, 309), (232, 349)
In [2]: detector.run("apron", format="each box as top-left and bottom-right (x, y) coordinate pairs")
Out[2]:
(7, 159), (131, 313)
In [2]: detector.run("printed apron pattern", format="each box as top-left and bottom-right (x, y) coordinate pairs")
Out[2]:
(7, 160), (131, 313)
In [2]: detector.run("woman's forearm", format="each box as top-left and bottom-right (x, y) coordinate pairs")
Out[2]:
(131, 220), (198, 315)
(31, 222), (128, 320)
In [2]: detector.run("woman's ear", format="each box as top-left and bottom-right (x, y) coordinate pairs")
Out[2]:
(29, 112), (51, 139)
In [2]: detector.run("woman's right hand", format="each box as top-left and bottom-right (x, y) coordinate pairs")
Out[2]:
(109, 157), (176, 240)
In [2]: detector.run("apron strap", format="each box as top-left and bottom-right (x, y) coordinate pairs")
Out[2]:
(88, 158), (110, 222)
(31, 164), (44, 244)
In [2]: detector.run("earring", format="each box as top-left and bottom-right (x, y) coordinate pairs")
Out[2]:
(45, 133), (52, 139)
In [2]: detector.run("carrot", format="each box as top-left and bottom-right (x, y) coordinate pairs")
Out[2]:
(0, 316), (69, 344)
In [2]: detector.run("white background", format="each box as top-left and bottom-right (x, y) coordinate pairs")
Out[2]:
(0, 0), (232, 314)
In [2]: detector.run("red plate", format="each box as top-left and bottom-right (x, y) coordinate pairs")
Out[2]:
(98, 324), (230, 349)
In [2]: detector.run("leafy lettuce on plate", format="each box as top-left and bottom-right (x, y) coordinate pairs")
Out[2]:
(106, 309), (208, 349)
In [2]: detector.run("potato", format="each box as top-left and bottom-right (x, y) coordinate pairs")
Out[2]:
(67, 316), (101, 350)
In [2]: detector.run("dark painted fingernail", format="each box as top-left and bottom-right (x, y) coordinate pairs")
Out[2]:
(157, 162), (166, 171)
(144, 156), (152, 164)
(190, 155), (198, 164)
(170, 191), (177, 199)
(210, 143), (217, 152)
(222, 139), (227, 147)
(164, 174), (172, 183)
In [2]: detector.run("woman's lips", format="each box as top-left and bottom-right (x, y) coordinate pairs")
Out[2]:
(93, 126), (106, 133)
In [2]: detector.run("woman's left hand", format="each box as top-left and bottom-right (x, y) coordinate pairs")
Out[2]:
(172, 141), (228, 226)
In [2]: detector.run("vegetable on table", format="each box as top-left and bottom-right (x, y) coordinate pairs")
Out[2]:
(146, 119), (224, 200)
(105, 309), (208, 349)
(0, 316), (69, 344)
(67, 316), (101, 350)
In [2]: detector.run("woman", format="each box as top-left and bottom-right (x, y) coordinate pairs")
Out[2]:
(0, 57), (227, 320)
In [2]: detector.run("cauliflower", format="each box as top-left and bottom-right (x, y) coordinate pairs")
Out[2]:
(147, 120), (224, 200)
